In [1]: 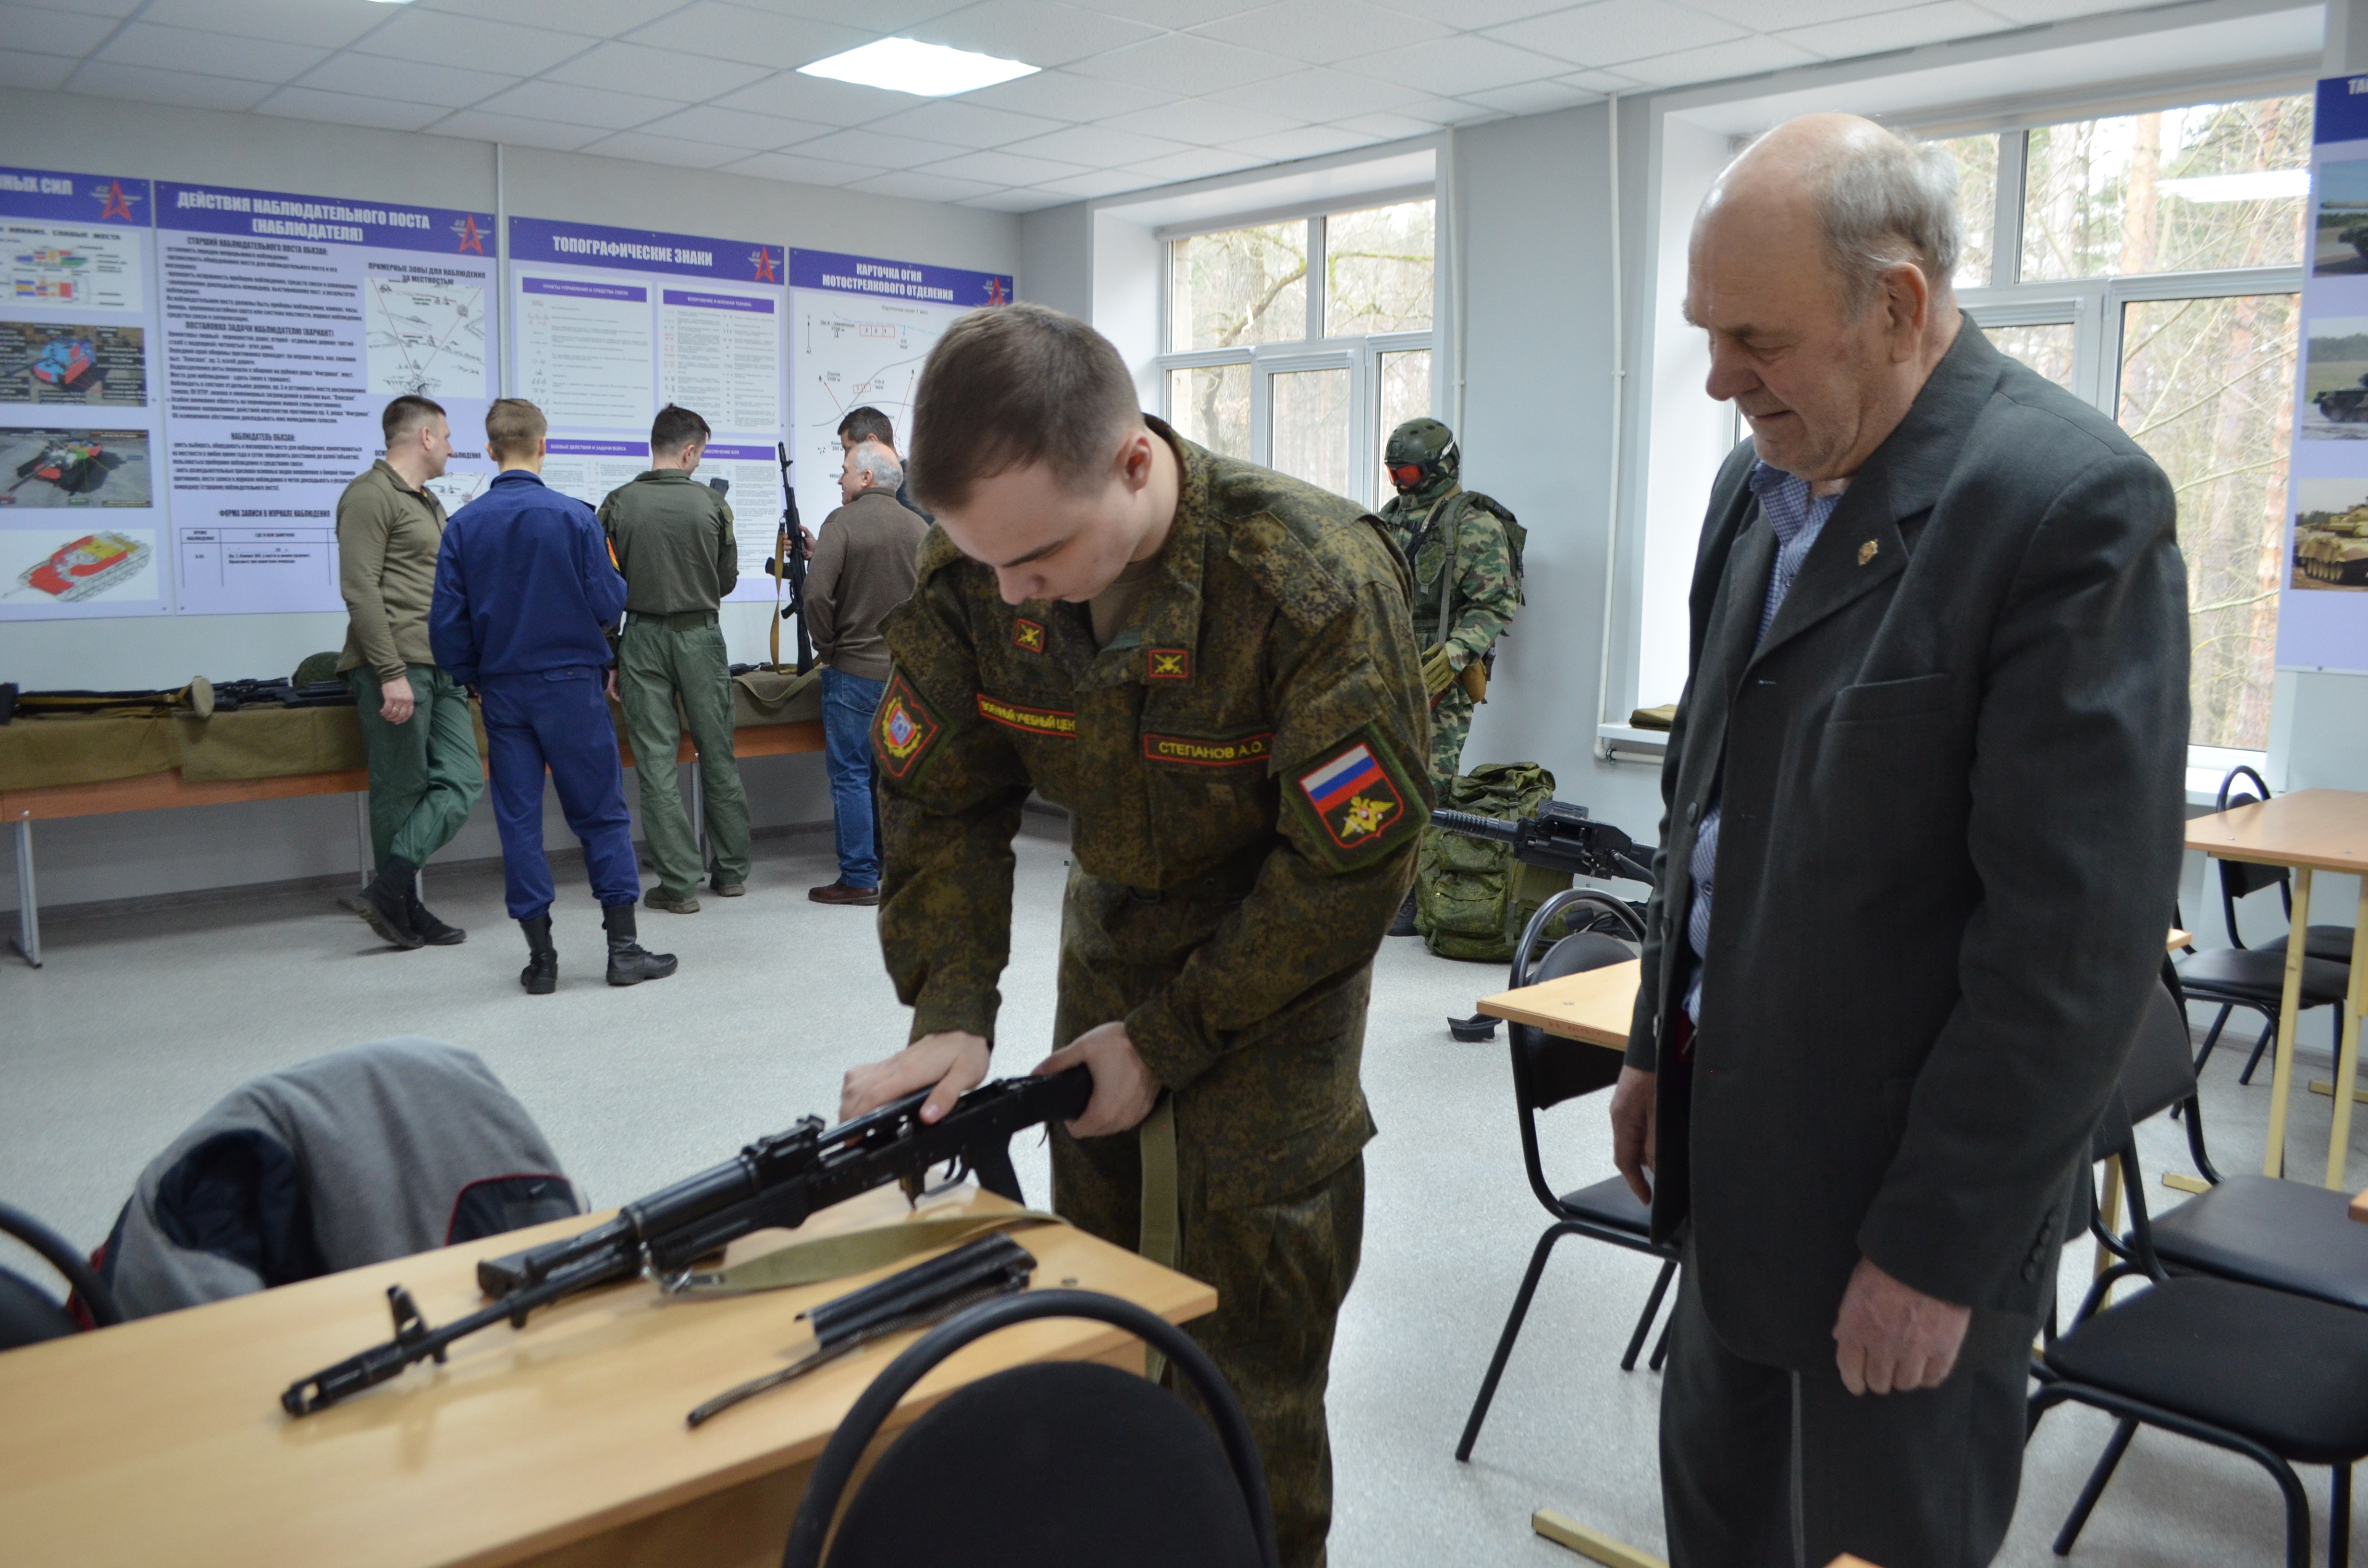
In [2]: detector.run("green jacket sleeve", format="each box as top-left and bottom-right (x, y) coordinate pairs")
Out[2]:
(716, 501), (739, 601)
(1126, 537), (1432, 1092)
(1443, 511), (1522, 664)
(336, 480), (405, 683)
(874, 566), (1032, 1046)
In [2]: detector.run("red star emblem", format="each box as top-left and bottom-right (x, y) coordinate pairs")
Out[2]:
(453, 215), (486, 255)
(985, 277), (1009, 305)
(96, 180), (137, 222)
(751, 248), (779, 283)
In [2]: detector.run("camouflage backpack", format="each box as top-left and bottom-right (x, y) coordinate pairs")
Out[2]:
(1414, 761), (1573, 962)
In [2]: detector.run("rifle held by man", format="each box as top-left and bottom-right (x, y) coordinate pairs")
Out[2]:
(766, 441), (812, 674)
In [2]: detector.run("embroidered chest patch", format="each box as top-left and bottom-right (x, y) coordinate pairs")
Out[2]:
(1143, 731), (1271, 769)
(1146, 647), (1191, 681)
(976, 692), (1077, 739)
(872, 676), (941, 779)
(1295, 737), (1410, 853)
(1012, 617), (1046, 653)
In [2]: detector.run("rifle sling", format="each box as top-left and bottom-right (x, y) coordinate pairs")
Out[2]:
(664, 1208), (1061, 1296)
(1138, 1093), (1180, 1384)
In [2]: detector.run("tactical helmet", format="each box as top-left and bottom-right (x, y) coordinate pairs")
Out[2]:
(1384, 417), (1459, 495)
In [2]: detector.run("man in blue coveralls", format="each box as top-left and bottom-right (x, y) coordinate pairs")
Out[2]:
(429, 397), (678, 994)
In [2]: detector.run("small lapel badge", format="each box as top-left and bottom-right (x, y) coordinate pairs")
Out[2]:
(1857, 539), (1879, 566)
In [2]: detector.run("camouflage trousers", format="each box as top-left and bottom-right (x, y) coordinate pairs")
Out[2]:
(1427, 678), (1474, 797)
(1053, 1128), (1364, 1568)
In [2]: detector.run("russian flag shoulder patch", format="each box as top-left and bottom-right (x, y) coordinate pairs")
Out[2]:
(1287, 729), (1420, 863)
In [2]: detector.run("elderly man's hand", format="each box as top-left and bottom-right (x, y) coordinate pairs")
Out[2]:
(1610, 1066), (1656, 1204)
(1832, 1256), (1970, 1395)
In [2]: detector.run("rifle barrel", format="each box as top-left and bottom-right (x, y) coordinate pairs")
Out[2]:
(1431, 808), (1519, 842)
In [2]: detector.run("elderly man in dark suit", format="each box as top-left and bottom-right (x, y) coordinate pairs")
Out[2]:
(1608, 113), (2190, 1568)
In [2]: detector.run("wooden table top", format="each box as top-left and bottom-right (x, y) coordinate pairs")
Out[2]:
(0, 1185), (1212, 1568)
(2184, 788), (2368, 873)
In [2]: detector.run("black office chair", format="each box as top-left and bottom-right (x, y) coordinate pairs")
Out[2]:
(1456, 887), (1673, 1464)
(781, 1289), (1275, 1568)
(0, 1202), (121, 1350)
(2029, 1002), (2368, 1568)
(2179, 766), (2353, 1085)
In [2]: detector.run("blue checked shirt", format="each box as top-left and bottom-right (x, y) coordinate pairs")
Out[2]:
(1682, 463), (1847, 1022)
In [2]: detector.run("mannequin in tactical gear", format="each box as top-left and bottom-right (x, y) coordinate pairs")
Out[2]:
(1378, 416), (1524, 935)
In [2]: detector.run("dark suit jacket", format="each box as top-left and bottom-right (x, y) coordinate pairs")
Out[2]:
(1623, 320), (2190, 1370)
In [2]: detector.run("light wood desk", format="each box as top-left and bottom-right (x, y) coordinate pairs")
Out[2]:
(2185, 789), (2368, 1189)
(0, 1185), (1212, 1568)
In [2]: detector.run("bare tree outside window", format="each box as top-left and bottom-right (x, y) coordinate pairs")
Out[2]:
(1984, 321), (2077, 389)
(1325, 200), (1435, 337)
(1170, 221), (1308, 352)
(1937, 133), (1998, 289)
(1169, 364), (1251, 459)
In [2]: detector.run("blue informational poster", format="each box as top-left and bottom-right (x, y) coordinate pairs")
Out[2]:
(787, 248), (1012, 534)
(2282, 76), (2368, 671)
(156, 182), (498, 615)
(0, 167), (168, 621)
(508, 217), (787, 600)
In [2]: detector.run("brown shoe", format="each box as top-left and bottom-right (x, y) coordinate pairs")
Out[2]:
(808, 880), (879, 906)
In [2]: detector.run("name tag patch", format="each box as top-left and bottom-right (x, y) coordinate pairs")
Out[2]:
(872, 676), (942, 780)
(1293, 736), (1412, 855)
(1143, 731), (1271, 769)
(976, 692), (1077, 739)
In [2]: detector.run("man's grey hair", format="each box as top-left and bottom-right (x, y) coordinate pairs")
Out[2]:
(1751, 126), (1964, 315)
(851, 441), (903, 491)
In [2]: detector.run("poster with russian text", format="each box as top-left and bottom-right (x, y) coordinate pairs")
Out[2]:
(788, 249), (1011, 534)
(157, 182), (496, 615)
(2284, 76), (2368, 670)
(0, 167), (167, 621)
(508, 218), (786, 600)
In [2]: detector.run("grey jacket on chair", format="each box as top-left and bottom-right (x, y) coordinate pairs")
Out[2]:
(1624, 319), (2191, 1370)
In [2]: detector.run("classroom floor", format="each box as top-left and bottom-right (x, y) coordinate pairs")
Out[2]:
(5, 823), (2365, 1567)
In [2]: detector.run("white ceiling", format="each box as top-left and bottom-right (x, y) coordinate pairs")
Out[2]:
(4, 0), (2193, 213)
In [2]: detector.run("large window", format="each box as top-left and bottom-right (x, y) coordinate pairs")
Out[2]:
(1160, 199), (1435, 509)
(1948, 94), (2310, 755)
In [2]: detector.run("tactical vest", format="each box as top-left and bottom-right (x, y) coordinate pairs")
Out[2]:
(1402, 490), (1527, 648)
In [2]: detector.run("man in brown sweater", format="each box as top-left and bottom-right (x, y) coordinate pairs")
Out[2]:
(805, 440), (927, 905)
(335, 394), (485, 950)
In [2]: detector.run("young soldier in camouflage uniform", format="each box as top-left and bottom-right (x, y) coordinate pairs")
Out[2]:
(1377, 416), (1524, 935)
(839, 306), (1428, 1568)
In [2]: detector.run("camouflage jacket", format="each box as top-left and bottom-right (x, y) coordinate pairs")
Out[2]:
(1379, 481), (1524, 663)
(872, 421), (1431, 1124)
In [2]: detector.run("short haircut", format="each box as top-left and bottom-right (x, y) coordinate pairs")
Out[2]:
(382, 394), (445, 446)
(908, 305), (1140, 513)
(838, 406), (896, 449)
(484, 398), (548, 463)
(1759, 125), (1964, 315)
(850, 441), (903, 491)
(651, 404), (710, 454)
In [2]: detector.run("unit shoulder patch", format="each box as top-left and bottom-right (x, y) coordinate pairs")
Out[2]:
(873, 675), (942, 780)
(1283, 729), (1423, 867)
(1146, 647), (1191, 681)
(1142, 729), (1271, 769)
(975, 691), (1077, 740)
(1012, 617), (1046, 653)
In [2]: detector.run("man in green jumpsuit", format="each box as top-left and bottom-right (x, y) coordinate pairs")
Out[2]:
(1377, 416), (1524, 935)
(599, 403), (752, 913)
(839, 305), (1429, 1568)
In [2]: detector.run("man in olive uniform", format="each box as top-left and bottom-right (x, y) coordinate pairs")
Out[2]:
(599, 403), (752, 913)
(1377, 416), (1524, 934)
(838, 306), (1429, 1568)
(337, 394), (484, 951)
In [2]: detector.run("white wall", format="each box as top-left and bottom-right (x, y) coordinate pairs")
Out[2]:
(0, 88), (1021, 915)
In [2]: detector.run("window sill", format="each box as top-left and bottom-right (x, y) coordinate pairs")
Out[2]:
(1596, 723), (1669, 765)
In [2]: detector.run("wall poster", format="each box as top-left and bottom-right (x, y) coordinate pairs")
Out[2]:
(2285, 76), (2368, 670)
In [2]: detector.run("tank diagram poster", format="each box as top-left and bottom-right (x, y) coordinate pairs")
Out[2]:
(2284, 77), (2368, 670)
(0, 167), (166, 621)
(509, 218), (787, 598)
(788, 249), (1011, 536)
(157, 182), (497, 615)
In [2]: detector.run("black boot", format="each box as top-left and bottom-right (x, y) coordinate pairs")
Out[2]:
(408, 891), (466, 946)
(345, 856), (424, 950)
(1387, 889), (1420, 937)
(519, 914), (556, 994)
(603, 902), (678, 986)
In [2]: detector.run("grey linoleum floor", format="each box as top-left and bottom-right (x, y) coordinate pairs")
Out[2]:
(5, 822), (2365, 1568)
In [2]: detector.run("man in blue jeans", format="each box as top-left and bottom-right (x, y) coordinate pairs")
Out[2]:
(429, 397), (678, 991)
(804, 440), (927, 904)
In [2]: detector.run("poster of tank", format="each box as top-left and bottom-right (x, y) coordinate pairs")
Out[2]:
(2314, 158), (2368, 275)
(2291, 478), (2368, 590)
(0, 427), (150, 507)
(2303, 315), (2368, 436)
(0, 526), (156, 606)
(0, 319), (145, 405)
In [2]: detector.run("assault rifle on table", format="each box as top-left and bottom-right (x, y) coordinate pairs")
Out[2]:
(281, 1067), (1093, 1417)
(1431, 798), (1657, 889)
(765, 441), (813, 674)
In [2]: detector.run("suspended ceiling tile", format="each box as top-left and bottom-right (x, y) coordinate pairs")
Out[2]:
(1683, 0), (1920, 25)
(1617, 32), (1819, 85)
(636, 103), (835, 150)
(0, 51), (76, 88)
(703, 0), (969, 30)
(919, 146), (1091, 184)
(627, 3), (876, 72)
(69, 59), (275, 109)
(1031, 166), (1159, 196)
(961, 65), (1170, 121)
(1124, 145), (1267, 183)
(1372, 0), (1570, 26)
(411, 0), (689, 35)
(711, 69), (909, 125)
(717, 147), (888, 183)
(1221, 122), (1377, 160)
(0, 2), (121, 58)
(474, 78), (685, 129)
(1558, 66), (1643, 93)
(845, 167), (1006, 201)
(865, 98), (1070, 148)
(1486, 1), (1746, 69)
(255, 85), (450, 130)
(792, 124), (973, 169)
(1001, 121), (1194, 167)
(1979, 0), (2156, 18)
(1099, 97), (1305, 146)
(1340, 33), (1561, 96)
(293, 54), (521, 108)
(908, 0), (1161, 70)
(1776, 0), (2017, 59)
(1384, 92), (1503, 123)
(1209, 64), (1411, 121)
(1069, 33), (1299, 96)
(136, 0), (391, 50)
(353, 8), (596, 75)
(959, 185), (1074, 210)
(94, 22), (329, 82)
(583, 129), (756, 167)
(1073, 0), (1257, 27)
(544, 40), (773, 98)
(426, 107), (611, 149)
(1455, 75), (1601, 115)
(1193, 0), (1454, 69)
(1329, 109), (1451, 139)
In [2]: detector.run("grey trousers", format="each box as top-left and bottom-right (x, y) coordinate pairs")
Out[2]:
(1659, 1242), (2037, 1568)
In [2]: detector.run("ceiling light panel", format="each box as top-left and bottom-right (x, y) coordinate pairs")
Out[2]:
(798, 37), (1039, 97)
